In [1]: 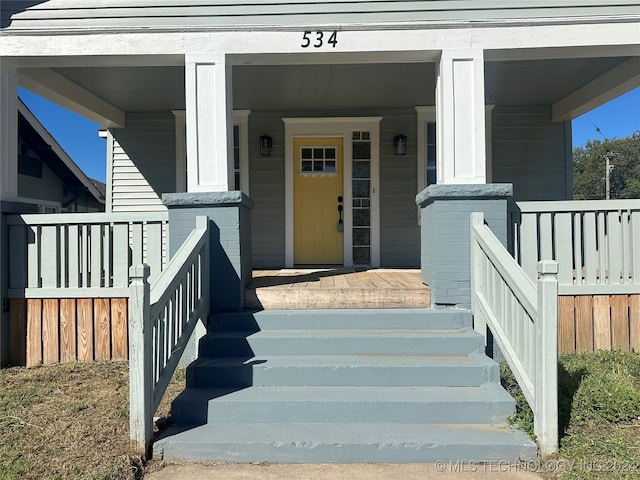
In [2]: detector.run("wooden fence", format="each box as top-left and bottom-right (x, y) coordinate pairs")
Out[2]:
(9, 297), (128, 367)
(7, 212), (169, 367)
(7, 211), (168, 297)
(511, 200), (640, 353)
(510, 199), (640, 290)
(558, 294), (640, 353)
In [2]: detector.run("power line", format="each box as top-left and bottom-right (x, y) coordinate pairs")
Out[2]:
(586, 115), (607, 141)
(586, 116), (616, 199)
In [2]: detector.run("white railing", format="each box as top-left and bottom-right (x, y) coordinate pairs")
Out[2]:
(7, 212), (168, 298)
(471, 212), (558, 455)
(510, 200), (640, 295)
(128, 216), (210, 457)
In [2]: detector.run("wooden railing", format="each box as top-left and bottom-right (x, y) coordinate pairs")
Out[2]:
(510, 200), (640, 294)
(471, 212), (558, 455)
(7, 212), (169, 298)
(128, 216), (210, 457)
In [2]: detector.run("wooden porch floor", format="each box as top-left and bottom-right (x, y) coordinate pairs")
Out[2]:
(246, 268), (431, 309)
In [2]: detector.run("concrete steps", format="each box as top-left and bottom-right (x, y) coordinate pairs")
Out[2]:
(186, 353), (500, 387)
(171, 385), (515, 426)
(154, 309), (536, 463)
(155, 423), (535, 464)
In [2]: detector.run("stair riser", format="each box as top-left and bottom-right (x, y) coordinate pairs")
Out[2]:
(188, 364), (499, 387)
(171, 398), (514, 426)
(205, 401), (513, 425)
(156, 441), (535, 464)
(171, 400), (208, 426)
(199, 336), (484, 357)
(210, 310), (471, 332)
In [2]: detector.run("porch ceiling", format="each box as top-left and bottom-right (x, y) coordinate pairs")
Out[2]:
(36, 56), (633, 115)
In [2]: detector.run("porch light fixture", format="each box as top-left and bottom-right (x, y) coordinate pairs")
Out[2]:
(259, 135), (273, 156)
(394, 134), (407, 156)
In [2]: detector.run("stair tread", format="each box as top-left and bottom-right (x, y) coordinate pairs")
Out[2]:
(231, 308), (446, 314)
(194, 353), (496, 367)
(175, 384), (514, 403)
(210, 328), (473, 337)
(159, 421), (530, 443)
(211, 308), (471, 330)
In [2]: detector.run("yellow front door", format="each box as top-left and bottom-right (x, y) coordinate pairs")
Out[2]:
(294, 137), (344, 265)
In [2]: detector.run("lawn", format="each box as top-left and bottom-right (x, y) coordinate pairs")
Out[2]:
(0, 361), (183, 480)
(503, 350), (640, 480)
(1, 351), (639, 479)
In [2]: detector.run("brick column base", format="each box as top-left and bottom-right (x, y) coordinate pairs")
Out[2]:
(416, 184), (512, 309)
(163, 192), (253, 364)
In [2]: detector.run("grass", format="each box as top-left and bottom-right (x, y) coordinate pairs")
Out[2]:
(3, 351), (639, 478)
(502, 350), (640, 480)
(0, 361), (185, 480)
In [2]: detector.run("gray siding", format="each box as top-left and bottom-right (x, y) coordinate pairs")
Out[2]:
(491, 106), (571, 202)
(380, 111), (420, 267)
(249, 113), (286, 268)
(109, 113), (175, 212)
(4, 1), (638, 30)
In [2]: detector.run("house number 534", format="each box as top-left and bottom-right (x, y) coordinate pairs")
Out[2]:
(301, 31), (338, 48)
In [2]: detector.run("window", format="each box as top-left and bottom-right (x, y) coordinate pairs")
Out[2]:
(233, 125), (240, 189)
(299, 146), (338, 174)
(352, 131), (371, 265)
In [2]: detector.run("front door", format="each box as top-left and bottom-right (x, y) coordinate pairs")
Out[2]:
(293, 137), (344, 265)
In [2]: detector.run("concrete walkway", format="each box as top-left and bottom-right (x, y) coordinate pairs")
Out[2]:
(146, 462), (546, 480)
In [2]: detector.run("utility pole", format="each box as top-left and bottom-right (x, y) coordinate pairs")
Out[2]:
(590, 119), (615, 200)
(605, 152), (613, 200)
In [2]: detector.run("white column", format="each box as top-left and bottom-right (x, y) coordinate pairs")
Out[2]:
(185, 54), (233, 192)
(436, 49), (487, 184)
(0, 58), (18, 201)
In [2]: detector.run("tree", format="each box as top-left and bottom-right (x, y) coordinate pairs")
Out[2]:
(573, 131), (640, 200)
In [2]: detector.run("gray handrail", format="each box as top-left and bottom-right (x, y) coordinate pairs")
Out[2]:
(471, 212), (558, 455)
(128, 215), (210, 457)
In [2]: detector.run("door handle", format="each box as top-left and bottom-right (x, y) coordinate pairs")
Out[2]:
(337, 197), (344, 232)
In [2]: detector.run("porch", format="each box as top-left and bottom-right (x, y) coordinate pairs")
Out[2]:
(5, 197), (640, 367)
(2, 194), (640, 459)
(247, 268), (430, 309)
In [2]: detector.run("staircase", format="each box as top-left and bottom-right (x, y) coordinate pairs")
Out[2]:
(153, 308), (536, 463)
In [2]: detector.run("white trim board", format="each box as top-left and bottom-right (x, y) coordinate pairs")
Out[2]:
(4, 23), (640, 60)
(283, 117), (382, 268)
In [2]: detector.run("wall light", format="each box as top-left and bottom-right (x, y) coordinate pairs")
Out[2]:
(259, 135), (273, 156)
(394, 134), (407, 156)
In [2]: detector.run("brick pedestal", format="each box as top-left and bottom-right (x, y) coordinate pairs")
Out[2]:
(416, 184), (512, 309)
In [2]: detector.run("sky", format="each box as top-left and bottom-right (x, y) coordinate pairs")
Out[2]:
(18, 86), (640, 184)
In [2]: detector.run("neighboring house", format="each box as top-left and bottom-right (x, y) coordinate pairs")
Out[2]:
(1, 98), (104, 367)
(16, 98), (105, 214)
(1, 0), (639, 463)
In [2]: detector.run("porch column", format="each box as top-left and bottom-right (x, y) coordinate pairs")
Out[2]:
(0, 59), (18, 367)
(0, 58), (18, 201)
(185, 54), (234, 192)
(436, 49), (487, 184)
